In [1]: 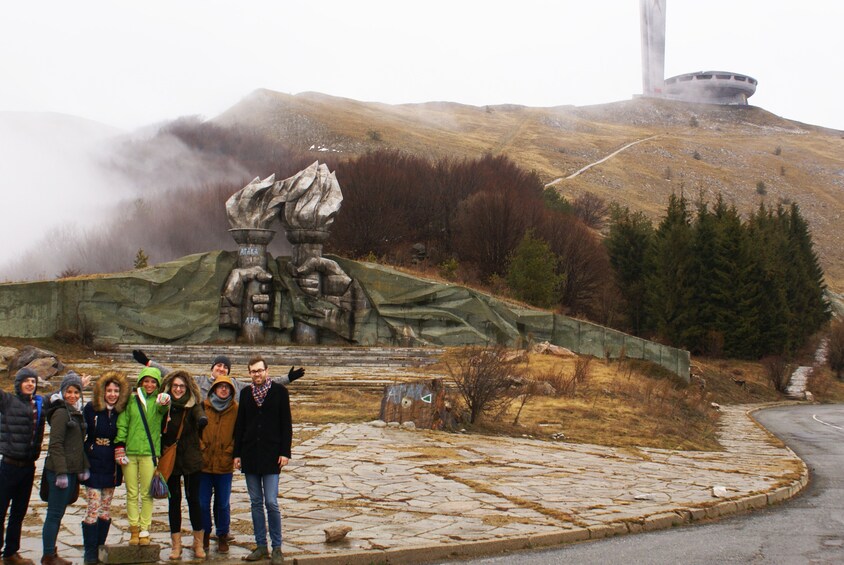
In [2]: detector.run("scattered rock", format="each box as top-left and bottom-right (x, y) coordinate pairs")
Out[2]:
(0, 346), (17, 370)
(400, 421), (416, 430)
(324, 525), (352, 543)
(634, 493), (658, 501)
(550, 432), (566, 440)
(531, 341), (575, 357)
(712, 486), (729, 498)
(9, 345), (64, 378)
(387, 422), (400, 428)
(710, 402), (721, 411)
(369, 420), (387, 428)
(804, 391), (815, 402)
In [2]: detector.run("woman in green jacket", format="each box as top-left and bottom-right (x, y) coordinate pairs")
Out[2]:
(114, 367), (169, 546)
(42, 372), (90, 565)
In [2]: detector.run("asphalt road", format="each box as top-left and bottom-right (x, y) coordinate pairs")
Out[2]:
(437, 404), (844, 565)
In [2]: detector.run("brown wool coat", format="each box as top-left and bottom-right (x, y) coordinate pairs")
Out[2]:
(200, 375), (238, 474)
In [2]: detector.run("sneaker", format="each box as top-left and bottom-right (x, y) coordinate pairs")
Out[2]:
(270, 548), (283, 565)
(3, 555), (35, 565)
(242, 546), (268, 562)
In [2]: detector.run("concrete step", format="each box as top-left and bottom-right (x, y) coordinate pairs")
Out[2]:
(103, 344), (445, 368)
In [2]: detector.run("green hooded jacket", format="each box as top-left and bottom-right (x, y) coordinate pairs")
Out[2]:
(115, 367), (169, 456)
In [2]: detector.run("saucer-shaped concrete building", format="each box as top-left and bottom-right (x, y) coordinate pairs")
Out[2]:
(663, 71), (757, 105)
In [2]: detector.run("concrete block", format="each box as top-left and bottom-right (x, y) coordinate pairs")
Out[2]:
(687, 507), (707, 521)
(642, 512), (683, 531)
(528, 528), (589, 547)
(742, 493), (768, 510)
(100, 544), (161, 564)
(767, 486), (790, 505)
(626, 521), (643, 534)
(588, 523), (628, 540)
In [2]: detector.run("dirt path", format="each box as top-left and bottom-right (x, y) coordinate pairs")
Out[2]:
(545, 134), (662, 187)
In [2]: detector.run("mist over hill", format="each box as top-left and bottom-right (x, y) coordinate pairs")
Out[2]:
(2, 90), (843, 294)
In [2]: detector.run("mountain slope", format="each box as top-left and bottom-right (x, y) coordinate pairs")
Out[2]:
(214, 90), (844, 291)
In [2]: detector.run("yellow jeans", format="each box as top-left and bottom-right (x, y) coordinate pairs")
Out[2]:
(123, 455), (156, 530)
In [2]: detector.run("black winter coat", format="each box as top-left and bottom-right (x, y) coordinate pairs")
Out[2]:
(0, 389), (46, 463)
(161, 371), (205, 476)
(233, 382), (292, 475)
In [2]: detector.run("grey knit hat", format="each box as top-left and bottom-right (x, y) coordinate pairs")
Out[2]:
(14, 367), (38, 392)
(60, 371), (84, 397)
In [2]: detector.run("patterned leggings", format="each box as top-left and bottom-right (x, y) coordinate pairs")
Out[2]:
(83, 487), (115, 524)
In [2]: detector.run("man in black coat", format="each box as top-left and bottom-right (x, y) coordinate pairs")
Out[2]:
(0, 368), (47, 565)
(233, 356), (292, 565)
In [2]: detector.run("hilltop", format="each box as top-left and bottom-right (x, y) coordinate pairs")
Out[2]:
(214, 89), (844, 291)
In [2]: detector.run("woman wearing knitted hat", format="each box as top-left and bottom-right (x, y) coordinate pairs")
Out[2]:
(160, 370), (207, 560)
(80, 372), (130, 564)
(41, 372), (89, 565)
(114, 367), (170, 546)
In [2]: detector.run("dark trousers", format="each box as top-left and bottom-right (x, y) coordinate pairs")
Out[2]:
(167, 471), (202, 533)
(0, 460), (35, 558)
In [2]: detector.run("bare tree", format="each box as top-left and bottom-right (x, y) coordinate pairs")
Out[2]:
(447, 346), (526, 424)
(572, 192), (609, 230)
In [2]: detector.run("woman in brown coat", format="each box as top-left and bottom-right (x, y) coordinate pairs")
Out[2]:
(160, 370), (206, 559)
(198, 374), (238, 553)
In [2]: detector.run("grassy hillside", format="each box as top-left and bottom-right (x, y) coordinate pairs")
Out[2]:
(215, 90), (844, 291)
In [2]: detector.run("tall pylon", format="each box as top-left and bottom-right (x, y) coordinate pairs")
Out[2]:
(640, 0), (666, 97)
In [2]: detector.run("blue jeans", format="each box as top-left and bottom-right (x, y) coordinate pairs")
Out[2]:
(0, 460), (35, 558)
(42, 469), (78, 556)
(244, 474), (281, 548)
(199, 473), (232, 536)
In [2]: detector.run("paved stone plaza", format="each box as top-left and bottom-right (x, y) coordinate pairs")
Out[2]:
(17, 404), (805, 564)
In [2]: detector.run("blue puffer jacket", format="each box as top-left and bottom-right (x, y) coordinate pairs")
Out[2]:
(83, 371), (131, 489)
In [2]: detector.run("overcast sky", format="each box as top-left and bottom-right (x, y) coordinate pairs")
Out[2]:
(1, 1), (842, 275)
(2, 0), (842, 131)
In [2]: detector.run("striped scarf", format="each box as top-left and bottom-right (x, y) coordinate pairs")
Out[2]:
(251, 380), (271, 406)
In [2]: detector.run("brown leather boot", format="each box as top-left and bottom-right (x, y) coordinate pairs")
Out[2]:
(217, 534), (229, 554)
(40, 555), (70, 565)
(128, 526), (140, 546)
(3, 554), (35, 565)
(191, 531), (206, 559)
(169, 533), (182, 560)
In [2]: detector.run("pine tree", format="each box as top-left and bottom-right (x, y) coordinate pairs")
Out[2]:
(604, 204), (654, 335)
(506, 231), (563, 309)
(646, 193), (694, 347)
(134, 248), (149, 269)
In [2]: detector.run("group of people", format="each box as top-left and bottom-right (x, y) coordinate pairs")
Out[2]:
(0, 352), (300, 565)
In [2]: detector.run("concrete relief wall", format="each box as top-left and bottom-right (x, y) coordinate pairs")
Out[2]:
(0, 251), (690, 380)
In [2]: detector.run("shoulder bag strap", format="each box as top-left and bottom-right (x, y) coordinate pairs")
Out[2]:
(136, 395), (158, 467)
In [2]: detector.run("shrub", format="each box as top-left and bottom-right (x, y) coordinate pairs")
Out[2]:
(756, 181), (767, 195)
(761, 355), (791, 393)
(689, 116), (699, 128)
(827, 322), (844, 379)
(438, 257), (459, 281)
(774, 146), (782, 156)
(447, 346), (526, 424)
(692, 150), (701, 160)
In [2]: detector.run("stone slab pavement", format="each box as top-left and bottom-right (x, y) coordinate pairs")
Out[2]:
(16, 404), (806, 564)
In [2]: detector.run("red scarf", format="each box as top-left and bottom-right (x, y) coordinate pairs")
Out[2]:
(251, 380), (271, 406)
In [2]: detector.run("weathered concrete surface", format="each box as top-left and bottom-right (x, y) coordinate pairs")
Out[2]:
(15, 404), (806, 564)
(0, 251), (690, 378)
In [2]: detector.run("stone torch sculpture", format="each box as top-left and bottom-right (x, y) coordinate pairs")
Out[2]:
(220, 174), (281, 343)
(219, 161), (353, 344)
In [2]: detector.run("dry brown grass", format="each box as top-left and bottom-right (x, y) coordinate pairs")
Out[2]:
(3, 336), (833, 453)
